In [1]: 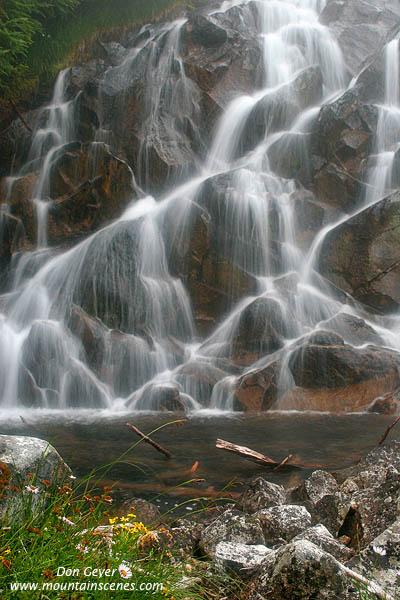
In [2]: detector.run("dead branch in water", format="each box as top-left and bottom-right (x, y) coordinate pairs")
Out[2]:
(216, 439), (300, 471)
(9, 99), (32, 133)
(378, 415), (400, 446)
(126, 423), (173, 458)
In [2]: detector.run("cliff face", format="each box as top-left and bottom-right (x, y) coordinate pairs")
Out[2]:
(0, 0), (400, 413)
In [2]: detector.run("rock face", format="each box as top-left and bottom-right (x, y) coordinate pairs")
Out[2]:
(200, 508), (265, 557)
(320, 0), (400, 76)
(308, 90), (377, 212)
(0, 435), (71, 521)
(318, 191), (400, 313)
(255, 505), (312, 543)
(247, 540), (354, 600)
(239, 477), (286, 514)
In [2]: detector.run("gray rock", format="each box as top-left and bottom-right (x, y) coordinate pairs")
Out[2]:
(255, 504), (312, 543)
(120, 497), (161, 527)
(214, 541), (272, 576)
(0, 435), (72, 522)
(240, 477), (286, 514)
(292, 524), (353, 561)
(293, 470), (339, 505)
(347, 517), (400, 597)
(200, 508), (265, 557)
(247, 540), (356, 600)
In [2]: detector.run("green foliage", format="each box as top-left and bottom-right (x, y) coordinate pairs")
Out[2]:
(0, 0), (80, 94)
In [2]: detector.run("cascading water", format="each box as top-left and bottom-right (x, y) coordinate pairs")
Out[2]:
(1, 0), (400, 414)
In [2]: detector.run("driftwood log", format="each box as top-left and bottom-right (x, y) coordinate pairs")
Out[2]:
(216, 439), (300, 471)
(126, 423), (172, 458)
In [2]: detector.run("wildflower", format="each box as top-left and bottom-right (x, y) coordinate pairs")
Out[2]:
(373, 545), (387, 556)
(1, 558), (11, 570)
(185, 563), (192, 572)
(84, 494), (92, 502)
(42, 480), (51, 487)
(69, 475), (77, 480)
(109, 517), (119, 524)
(24, 485), (40, 494)
(103, 495), (113, 504)
(76, 543), (89, 554)
(120, 517), (130, 523)
(42, 570), (53, 579)
(103, 486), (112, 492)
(127, 513), (136, 518)
(26, 526), (42, 535)
(61, 516), (75, 526)
(118, 562), (132, 579)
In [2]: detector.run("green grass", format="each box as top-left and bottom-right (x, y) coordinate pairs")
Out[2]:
(0, 425), (244, 600)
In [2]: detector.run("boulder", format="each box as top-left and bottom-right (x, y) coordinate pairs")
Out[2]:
(214, 541), (272, 576)
(0, 210), (26, 291)
(347, 517), (400, 597)
(6, 173), (37, 244)
(320, 0), (400, 76)
(281, 340), (400, 411)
(174, 361), (227, 406)
(166, 201), (258, 333)
(227, 297), (289, 366)
(291, 470), (339, 506)
(183, 6), (263, 108)
(239, 477), (286, 514)
(0, 435), (71, 522)
(255, 505), (312, 544)
(318, 190), (400, 313)
(309, 89), (377, 212)
(239, 66), (323, 154)
(291, 524), (352, 562)
(47, 143), (136, 244)
(234, 359), (281, 412)
(120, 497), (162, 527)
(320, 313), (384, 346)
(200, 508), (265, 557)
(247, 540), (356, 600)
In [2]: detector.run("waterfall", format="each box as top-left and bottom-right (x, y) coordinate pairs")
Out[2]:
(1, 0), (400, 413)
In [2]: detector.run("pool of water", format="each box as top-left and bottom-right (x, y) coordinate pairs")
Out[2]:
(0, 410), (396, 515)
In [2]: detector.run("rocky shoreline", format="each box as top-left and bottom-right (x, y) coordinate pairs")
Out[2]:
(1, 434), (399, 598)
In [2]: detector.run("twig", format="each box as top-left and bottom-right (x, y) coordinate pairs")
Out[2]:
(126, 423), (172, 458)
(9, 99), (32, 133)
(273, 454), (292, 471)
(342, 564), (395, 600)
(378, 415), (400, 446)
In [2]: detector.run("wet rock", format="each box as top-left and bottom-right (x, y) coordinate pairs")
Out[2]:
(188, 14), (228, 48)
(367, 391), (400, 415)
(166, 201), (258, 333)
(47, 143), (136, 244)
(247, 540), (355, 600)
(239, 477), (286, 514)
(289, 341), (400, 390)
(99, 41), (128, 66)
(0, 435), (71, 521)
(120, 498), (161, 527)
(292, 524), (353, 562)
(200, 508), (265, 557)
(321, 313), (384, 346)
(255, 505), (312, 543)
(183, 6), (262, 108)
(318, 190), (400, 313)
(128, 384), (185, 411)
(7, 173), (37, 244)
(320, 0), (400, 76)
(309, 89), (377, 212)
(240, 65), (323, 154)
(234, 359), (281, 412)
(228, 297), (289, 366)
(174, 361), (227, 406)
(66, 304), (107, 374)
(282, 340), (400, 411)
(214, 541), (272, 576)
(0, 210), (26, 290)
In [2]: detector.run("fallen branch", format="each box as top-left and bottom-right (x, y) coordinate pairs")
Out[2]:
(342, 564), (395, 600)
(378, 415), (400, 446)
(216, 439), (300, 470)
(126, 423), (172, 458)
(9, 99), (32, 133)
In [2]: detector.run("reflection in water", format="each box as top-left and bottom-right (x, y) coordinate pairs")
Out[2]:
(0, 412), (394, 512)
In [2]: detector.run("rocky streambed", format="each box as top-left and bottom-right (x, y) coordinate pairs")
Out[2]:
(1, 434), (399, 599)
